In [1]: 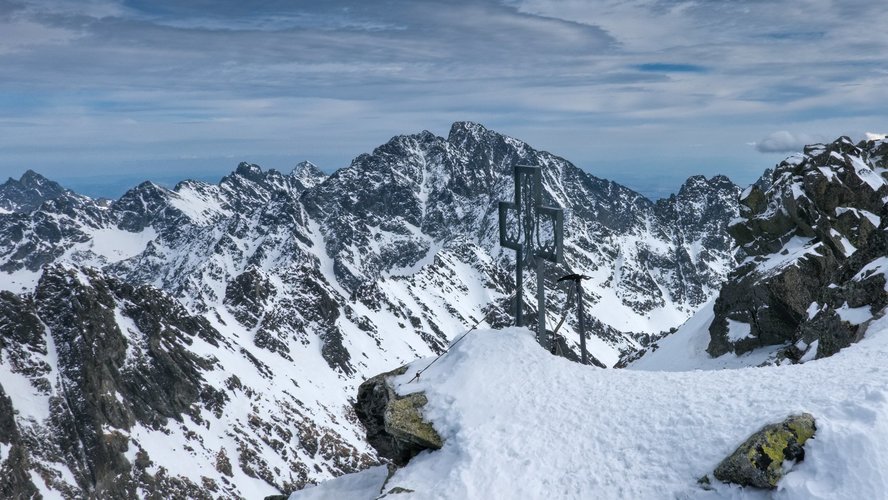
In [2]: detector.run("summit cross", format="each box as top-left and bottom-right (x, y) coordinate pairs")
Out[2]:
(498, 164), (564, 350)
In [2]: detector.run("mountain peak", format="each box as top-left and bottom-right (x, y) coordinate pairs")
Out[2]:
(447, 121), (492, 144)
(0, 169), (67, 213)
(291, 161), (326, 190)
(19, 169), (48, 186)
(234, 161), (263, 178)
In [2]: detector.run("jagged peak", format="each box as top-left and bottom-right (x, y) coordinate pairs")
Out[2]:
(2, 169), (61, 190)
(291, 161), (326, 190)
(447, 121), (489, 142)
(291, 160), (325, 178)
(233, 161), (264, 179)
(19, 169), (49, 185)
(117, 180), (170, 201)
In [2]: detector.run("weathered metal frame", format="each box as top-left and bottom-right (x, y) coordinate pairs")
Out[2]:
(497, 164), (564, 349)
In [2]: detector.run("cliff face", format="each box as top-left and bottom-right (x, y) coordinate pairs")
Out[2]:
(0, 266), (374, 498)
(708, 136), (888, 361)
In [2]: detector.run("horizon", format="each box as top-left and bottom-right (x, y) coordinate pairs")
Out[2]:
(4, 119), (816, 202)
(2, 1), (886, 200)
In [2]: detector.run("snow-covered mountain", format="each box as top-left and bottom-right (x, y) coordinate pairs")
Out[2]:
(632, 134), (888, 369)
(0, 170), (68, 214)
(294, 135), (888, 500)
(0, 122), (741, 497)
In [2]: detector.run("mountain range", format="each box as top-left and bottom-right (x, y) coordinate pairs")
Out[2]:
(0, 121), (744, 497)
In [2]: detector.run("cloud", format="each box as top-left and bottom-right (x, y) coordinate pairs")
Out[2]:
(753, 131), (823, 153)
(634, 63), (707, 73)
(865, 132), (887, 141)
(1, 0), (888, 197)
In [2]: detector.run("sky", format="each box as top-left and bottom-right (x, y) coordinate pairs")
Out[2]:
(0, 0), (886, 200)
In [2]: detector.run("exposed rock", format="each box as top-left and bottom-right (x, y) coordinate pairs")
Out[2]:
(355, 366), (443, 466)
(713, 413), (816, 489)
(0, 385), (40, 499)
(708, 136), (888, 360)
(0, 169), (68, 214)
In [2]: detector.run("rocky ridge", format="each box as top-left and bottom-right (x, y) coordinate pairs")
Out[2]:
(705, 136), (888, 362)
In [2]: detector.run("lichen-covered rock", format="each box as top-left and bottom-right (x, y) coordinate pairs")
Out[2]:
(713, 413), (816, 489)
(355, 366), (443, 466)
(385, 393), (443, 452)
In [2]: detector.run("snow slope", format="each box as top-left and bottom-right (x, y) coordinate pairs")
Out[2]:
(629, 301), (782, 371)
(292, 326), (888, 499)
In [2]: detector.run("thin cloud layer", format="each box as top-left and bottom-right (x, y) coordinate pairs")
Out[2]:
(0, 0), (886, 199)
(754, 131), (823, 153)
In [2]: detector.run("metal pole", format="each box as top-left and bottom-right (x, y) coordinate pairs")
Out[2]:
(537, 256), (548, 350)
(515, 245), (523, 327)
(576, 278), (587, 365)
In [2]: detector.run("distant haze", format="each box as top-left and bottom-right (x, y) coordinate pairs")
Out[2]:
(1, 0), (886, 200)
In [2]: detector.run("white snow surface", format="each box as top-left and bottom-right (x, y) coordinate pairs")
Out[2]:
(631, 301), (779, 371)
(294, 325), (888, 499)
(73, 226), (157, 263)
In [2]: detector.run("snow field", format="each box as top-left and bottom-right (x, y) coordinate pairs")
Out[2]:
(294, 323), (888, 499)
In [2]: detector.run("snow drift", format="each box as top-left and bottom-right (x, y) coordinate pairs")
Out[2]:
(293, 327), (888, 499)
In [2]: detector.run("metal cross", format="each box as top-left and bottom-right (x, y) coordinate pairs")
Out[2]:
(498, 165), (564, 350)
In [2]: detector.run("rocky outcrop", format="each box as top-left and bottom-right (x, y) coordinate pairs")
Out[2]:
(0, 385), (40, 499)
(355, 366), (443, 466)
(707, 136), (888, 360)
(712, 413), (816, 489)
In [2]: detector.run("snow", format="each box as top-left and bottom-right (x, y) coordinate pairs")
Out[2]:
(291, 465), (390, 500)
(850, 156), (885, 191)
(0, 364), (50, 423)
(631, 301), (778, 372)
(830, 228), (856, 257)
(168, 183), (232, 224)
(746, 236), (820, 275)
(807, 301), (821, 320)
(835, 303), (872, 326)
(0, 267), (42, 292)
(294, 323), (888, 499)
(77, 227), (157, 263)
(835, 207), (880, 227)
(852, 257), (888, 290)
(726, 319), (753, 342)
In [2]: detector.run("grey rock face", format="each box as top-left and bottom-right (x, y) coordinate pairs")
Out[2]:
(354, 366), (442, 466)
(655, 175), (741, 306)
(707, 136), (888, 360)
(0, 170), (68, 214)
(713, 413), (816, 489)
(0, 265), (374, 497)
(0, 385), (40, 499)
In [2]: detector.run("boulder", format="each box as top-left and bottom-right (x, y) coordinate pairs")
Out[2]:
(355, 366), (443, 465)
(713, 413), (816, 489)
